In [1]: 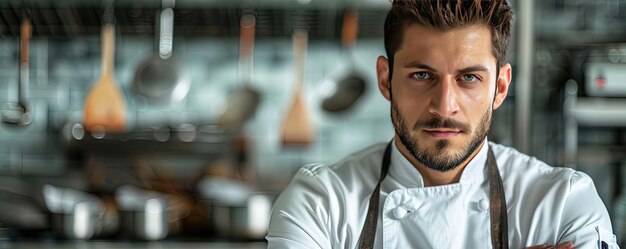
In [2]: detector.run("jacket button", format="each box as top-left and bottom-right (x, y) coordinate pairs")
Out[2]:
(393, 207), (410, 219)
(478, 199), (489, 211)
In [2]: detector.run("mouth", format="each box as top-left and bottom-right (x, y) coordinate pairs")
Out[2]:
(423, 128), (463, 139)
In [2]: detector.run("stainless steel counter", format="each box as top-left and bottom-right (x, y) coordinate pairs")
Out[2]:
(0, 241), (266, 249)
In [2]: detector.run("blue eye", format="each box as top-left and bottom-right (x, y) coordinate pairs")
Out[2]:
(411, 72), (431, 80)
(461, 74), (479, 82)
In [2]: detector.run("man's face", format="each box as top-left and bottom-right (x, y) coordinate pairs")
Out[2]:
(377, 24), (511, 172)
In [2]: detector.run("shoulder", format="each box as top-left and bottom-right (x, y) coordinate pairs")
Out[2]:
(267, 143), (387, 246)
(270, 143), (386, 213)
(488, 142), (599, 204)
(274, 143), (387, 203)
(488, 143), (613, 244)
(489, 142), (605, 215)
(489, 142), (577, 185)
(295, 143), (387, 188)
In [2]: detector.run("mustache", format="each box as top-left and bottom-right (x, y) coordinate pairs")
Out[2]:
(413, 117), (470, 132)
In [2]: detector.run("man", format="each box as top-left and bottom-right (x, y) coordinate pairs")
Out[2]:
(266, 1), (618, 248)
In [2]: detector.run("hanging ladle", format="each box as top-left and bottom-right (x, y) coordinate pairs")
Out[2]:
(2, 14), (32, 126)
(132, 0), (189, 104)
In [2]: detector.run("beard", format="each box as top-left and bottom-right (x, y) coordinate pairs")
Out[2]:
(391, 101), (492, 172)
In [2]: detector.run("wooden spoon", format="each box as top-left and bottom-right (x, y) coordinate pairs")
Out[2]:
(83, 24), (126, 133)
(281, 30), (314, 146)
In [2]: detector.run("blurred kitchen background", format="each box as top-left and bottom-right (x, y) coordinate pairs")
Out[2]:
(0, 0), (626, 248)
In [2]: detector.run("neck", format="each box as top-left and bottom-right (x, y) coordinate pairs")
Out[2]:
(394, 137), (485, 187)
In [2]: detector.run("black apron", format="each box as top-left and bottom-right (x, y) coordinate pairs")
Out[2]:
(356, 142), (509, 249)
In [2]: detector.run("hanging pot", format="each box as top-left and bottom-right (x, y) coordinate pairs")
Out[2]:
(318, 10), (367, 114)
(216, 13), (261, 130)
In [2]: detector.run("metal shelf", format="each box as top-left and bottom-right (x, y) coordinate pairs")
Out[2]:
(563, 80), (626, 168)
(64, 123), (234, 156)
(557, 145), (626, 165)
(569, 98), (626, 127)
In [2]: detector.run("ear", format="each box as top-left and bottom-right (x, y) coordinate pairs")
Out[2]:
(377, 56), (392, 101)
(493, 63), (512, 110)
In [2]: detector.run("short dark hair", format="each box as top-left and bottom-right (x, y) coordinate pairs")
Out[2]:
(384, 0), (513, 74)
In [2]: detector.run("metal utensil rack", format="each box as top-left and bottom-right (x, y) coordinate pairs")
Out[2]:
(0, 2), (389, 39)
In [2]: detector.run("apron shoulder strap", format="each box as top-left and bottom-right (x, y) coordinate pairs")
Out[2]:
(356, 142), (392, 249)
(488, 147), (509, 249)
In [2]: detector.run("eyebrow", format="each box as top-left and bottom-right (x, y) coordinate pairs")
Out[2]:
(403, 62), (489, 74)
(457, 65), (489, 74)
(403, 62), (438, 72)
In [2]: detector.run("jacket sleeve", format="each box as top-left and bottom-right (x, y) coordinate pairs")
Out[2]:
(558, 171), (618, 249)
(266, 165), (333, 249)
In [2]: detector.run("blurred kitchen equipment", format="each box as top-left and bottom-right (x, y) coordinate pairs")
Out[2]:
(614, 190), (626, 247)
(584, 62), (626, 97)
(216, 13), (261, 130)
(129, 157), (193, 236)
(132, 0), (190, 104)
(233, 135), (257, 184)
(42, 185), (114, 240)
(1, 13), (32, 126)
(281, 30), (315, 146)
(115, 185), (169, 241)
(197, 177), (273, 240)
(0, 193), (47, 230)
(83, 8), (127, 133)
(0, 177), (48, 231)
(198, 177), (253, 206)
(319, 10), (367, 113)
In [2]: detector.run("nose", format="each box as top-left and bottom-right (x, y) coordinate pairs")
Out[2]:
(428, 77), (460, 118)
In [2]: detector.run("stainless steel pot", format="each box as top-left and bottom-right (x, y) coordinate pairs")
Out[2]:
(198, 177), (274, 239)
(116, 185), (169, 241)
(43, 185), (111, 240)
(50, 201), (101, 240)
(120, 200), (168, 241)
(209, 192), (274, 240)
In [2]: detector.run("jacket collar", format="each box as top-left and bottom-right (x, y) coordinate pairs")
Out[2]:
(388, 138), (489, 188)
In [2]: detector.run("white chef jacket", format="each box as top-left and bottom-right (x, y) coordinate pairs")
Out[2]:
(266, 140), (619, 249)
